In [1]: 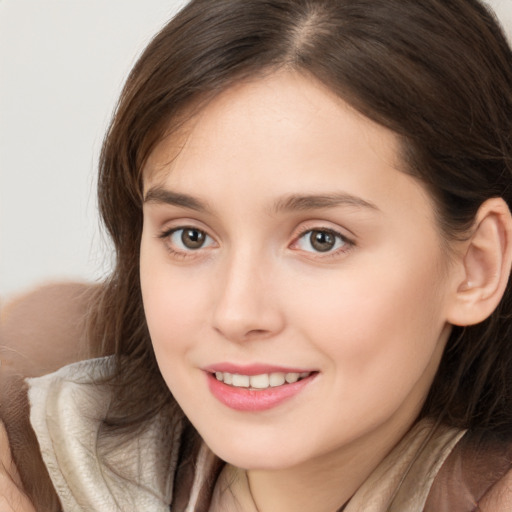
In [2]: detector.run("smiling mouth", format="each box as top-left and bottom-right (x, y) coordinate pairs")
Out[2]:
(212, 371), (313, 389)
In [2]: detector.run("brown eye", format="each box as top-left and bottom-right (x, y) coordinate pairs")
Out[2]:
(309, 230), (336, 252)
(165, 227), (214, 252)
(295, 228), (349, 254)
(181, 228), (207, 249)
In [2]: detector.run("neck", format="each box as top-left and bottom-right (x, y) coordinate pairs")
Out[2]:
(245, 443), (379, 512)
(235, 414), (417, 512)
(210, 398), (430, 512)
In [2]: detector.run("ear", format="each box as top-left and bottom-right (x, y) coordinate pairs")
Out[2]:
(447, 197), (512, 327)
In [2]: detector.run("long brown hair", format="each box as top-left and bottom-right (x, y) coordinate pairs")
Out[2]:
(90, 0), (512, 445)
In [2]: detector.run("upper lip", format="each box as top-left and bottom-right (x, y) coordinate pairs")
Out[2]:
(203, 363), (315, 375)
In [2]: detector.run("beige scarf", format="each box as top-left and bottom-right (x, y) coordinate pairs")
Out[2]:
(28, 359), (465, 512)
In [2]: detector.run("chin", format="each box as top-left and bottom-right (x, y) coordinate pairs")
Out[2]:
(201, 432), (307, 471)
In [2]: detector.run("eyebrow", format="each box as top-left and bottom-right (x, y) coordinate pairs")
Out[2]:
(144, 187), (208, 212)
(272, 193), (379, 213)
(144, 186), (379, 214)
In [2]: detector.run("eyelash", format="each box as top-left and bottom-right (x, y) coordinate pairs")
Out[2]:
(157, 225), (354, 260)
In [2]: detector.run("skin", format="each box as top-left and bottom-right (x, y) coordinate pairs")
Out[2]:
(140, 71), (461, 512)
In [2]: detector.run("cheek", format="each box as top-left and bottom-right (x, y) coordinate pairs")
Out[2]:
(141, 274), (209, 409)
(142, 277), (203, 352)
(139, 242), (208, 368)
(289, 250), (449, 397)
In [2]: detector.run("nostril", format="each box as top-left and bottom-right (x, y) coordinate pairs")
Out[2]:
(246, 329), (267, 336)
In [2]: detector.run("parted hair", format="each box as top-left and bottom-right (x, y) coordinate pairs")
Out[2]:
(90, 0), (512, 445)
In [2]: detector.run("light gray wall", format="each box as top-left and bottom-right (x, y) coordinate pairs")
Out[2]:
(0, 0), (186, 299)
(1, 0), (512, 299)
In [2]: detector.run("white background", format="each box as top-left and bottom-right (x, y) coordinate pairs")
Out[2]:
(1, 0), (512, 300)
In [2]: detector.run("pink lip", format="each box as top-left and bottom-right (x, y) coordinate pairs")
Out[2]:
(205, 370), (317, 412)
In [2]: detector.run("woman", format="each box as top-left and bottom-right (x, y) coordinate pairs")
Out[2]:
(3, 0), (512, 510)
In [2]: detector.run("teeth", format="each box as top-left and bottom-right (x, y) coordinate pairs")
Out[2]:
(250, 374), (270, 389)
(269, 373), (285, 387)
(232, 374), (250, 388)
(285, 372), (300, 384)
(213, 371), (311, 389)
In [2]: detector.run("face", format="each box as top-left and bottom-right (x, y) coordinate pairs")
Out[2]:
(140, 71), (456, 472)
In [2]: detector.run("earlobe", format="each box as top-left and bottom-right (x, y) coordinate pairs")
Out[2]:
(447, 198), (512, 327)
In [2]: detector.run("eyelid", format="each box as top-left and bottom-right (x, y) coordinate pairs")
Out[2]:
(291, 220), (356, 242)
(156, 216), (216, 241)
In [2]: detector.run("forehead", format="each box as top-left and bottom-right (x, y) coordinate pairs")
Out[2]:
(143, 71), (400, 182)
(142, 71), (434, 225)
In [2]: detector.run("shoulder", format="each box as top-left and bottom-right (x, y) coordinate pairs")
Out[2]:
(0, 375), (61, 511)
(425, 428), (512, 512)
(1, 281), (99, 378)
(1, 358), (114, 511)
(26, 359), (182, 511)
(0, 420), (37, 512)
(479, 468), (512, 511)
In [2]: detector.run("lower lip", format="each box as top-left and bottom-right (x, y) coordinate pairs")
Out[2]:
(206, 372), (316, 411)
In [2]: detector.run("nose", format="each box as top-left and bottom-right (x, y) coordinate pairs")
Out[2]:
(212, 251), (285, 343)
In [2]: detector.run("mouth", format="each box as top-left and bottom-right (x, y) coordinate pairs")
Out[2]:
(212, 371), (313, 390)
(205, 368), (318, 411)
